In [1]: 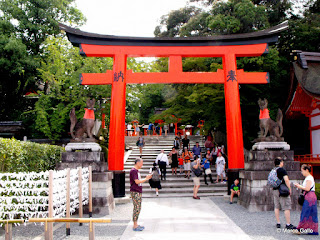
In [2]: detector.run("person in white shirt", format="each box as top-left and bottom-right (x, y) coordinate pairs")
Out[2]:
(156, 150), (169, 180)
(127, 123), (133, 136)
(215, 151), (226, 183)
(294, 164), (318, 235)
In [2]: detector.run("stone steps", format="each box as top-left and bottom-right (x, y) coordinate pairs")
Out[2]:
(124, 135), (226, 198)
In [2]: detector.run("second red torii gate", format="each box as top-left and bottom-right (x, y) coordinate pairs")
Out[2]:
(60, 21), (288, 171)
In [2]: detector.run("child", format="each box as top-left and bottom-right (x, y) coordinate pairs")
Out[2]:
(178, 155), (184, 175)
(149, 163), (161, 196)
(230, 179), (240, 204)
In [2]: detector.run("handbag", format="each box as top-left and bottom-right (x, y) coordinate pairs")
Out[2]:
(193, 166), (202, 177)
(298, 183), (314, 206)
(136, 140), (140, 146)
(278, 183), (290, 197)
(298, 194), (305, 206)
(205, 168), (212, 175)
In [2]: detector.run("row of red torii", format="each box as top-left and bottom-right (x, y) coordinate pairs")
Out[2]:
(60, 21), (288, 171)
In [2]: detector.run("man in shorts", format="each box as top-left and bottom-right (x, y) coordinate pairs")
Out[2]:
(273, 158), (296, 230)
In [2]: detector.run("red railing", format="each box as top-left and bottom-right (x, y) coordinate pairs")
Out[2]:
(294, 154), (320, 163)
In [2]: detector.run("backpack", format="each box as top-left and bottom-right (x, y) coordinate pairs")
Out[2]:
(152, 168), (160, 181)
(267, 167), (282, 188)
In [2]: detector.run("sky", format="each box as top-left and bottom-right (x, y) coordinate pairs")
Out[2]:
(75, 0), (191, 37)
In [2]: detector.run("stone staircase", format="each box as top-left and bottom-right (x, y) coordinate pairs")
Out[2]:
(124, 134), (227, 198)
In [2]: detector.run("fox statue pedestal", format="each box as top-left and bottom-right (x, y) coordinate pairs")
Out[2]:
(238, 149), (303, 212)
(57, 142), (115, 215)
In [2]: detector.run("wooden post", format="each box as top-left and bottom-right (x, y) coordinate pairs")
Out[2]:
(89, 166), (93, 218)
(45, 170), (54, 240)
(66, 168), (71, 236)
(89, 220), (95, 240)
(5, 222), (12, 240)
(78, 167), (83, 226)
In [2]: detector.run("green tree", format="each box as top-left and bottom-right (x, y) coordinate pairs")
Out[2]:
(152, 0), (293, 148)
(0, 0), (85, 124)
(0, 0), (85, 54)
(29, 36), (112, 139)
(0, 19), (36, 120)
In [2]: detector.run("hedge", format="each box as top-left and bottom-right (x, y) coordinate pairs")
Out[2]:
(0, 138), (64, 172)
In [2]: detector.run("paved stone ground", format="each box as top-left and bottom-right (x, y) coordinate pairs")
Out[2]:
(0, 203), (132, 240)
(1, 196), (319, 239)
(211, 197), (320, 240)
(120, 197), (251, 240)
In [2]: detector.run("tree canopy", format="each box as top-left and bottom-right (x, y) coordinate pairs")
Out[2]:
(148, 0), (320, 147)
(1, 0), (319, 148)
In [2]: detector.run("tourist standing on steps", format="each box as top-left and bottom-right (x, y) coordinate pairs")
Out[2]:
(127, 123), (133, 136)
(182, 135), (190, 150)
(191, 156), (202, 199)
(130, 158), (152, 231)
(149, 162), (161, 196)
(178, 154), (184, 175)
(169, 147), (178, 175)
(192, 142), (202, 159)
(272, 158), (295, 230)
(148, 122), (153, 136)
(135, 124), (140, 136)
(182, 147), (193, 179)
(156, 150), (169, 180)
(294, 164), (318, 235)
(201, 156), (213, 185)
(163, 124), (169, 136)
(173, 136), (180, 150)
(215, 152), (226, 183)
(137, 132), (145, 156)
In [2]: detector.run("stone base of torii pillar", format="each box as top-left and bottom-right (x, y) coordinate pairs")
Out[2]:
(238, 146), (303, 212)
(57, 142), (115, 215)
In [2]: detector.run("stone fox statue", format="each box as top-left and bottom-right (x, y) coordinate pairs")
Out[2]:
(70, 99), (95, 141)
(258, 98), (283, 140)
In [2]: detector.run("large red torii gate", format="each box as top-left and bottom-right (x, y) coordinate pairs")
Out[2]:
(60, 21), (288, 172)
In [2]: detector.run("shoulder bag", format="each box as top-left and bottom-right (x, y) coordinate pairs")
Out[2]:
(278, 183), (290, 197)
(298, 183), (314, 206)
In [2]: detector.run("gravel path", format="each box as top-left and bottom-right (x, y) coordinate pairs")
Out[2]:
(210, 197), (319, 240)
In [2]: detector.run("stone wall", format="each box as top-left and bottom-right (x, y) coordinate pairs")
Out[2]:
(239, 150), (304, 212)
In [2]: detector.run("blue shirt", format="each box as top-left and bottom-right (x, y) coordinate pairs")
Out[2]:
(192, 145), (201, 155)
(201, 158), (210, 169)
(148, 123), (153, 130)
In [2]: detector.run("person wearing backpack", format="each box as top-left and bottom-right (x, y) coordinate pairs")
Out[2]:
(191, 156), (202, 199)
(149, 163), (161, 196)
(271, 158), (296, 230)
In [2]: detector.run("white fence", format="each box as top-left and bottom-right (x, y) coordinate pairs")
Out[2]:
(0, 167), (91, 225)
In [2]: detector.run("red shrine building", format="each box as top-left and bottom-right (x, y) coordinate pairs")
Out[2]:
(285, 51), (320, 179)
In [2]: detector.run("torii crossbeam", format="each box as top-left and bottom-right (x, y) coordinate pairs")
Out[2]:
(60, 21), (288, 172)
